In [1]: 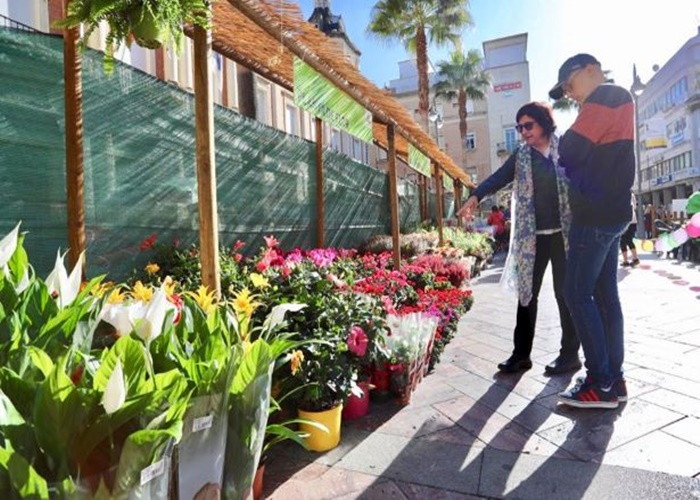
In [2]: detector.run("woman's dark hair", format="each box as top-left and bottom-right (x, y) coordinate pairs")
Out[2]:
(516, 102), (556, 138)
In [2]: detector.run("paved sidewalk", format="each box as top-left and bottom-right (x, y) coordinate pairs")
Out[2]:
(263, 251), (700, 499)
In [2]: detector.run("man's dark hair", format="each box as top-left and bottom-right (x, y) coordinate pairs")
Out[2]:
(516, 102), (557, 138)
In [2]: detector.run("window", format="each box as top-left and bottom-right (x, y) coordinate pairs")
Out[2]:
(352, 138), (363, 160)
(255, 81), (272, 125)
(331, 129), (340, 151)
(504, 128), (518, 153)
(465, 132), (476, 150)
(284, 101), (299, 137)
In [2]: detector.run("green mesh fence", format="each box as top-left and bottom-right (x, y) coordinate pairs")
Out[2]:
(0, 28), (421, 278)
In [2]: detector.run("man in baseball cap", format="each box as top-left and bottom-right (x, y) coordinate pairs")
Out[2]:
(548, 53), (600, 101)
(553, 52), (636, 410)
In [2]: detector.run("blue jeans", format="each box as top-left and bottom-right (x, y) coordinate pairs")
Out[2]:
(564, 222), (628, 387)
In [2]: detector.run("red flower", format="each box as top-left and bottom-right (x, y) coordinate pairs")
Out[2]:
(139, 234), (157, 252)
(70, 364), (84, 385)
(256, 261), (268, 273)
(234, 253), (243, 263)
(233, 240), (246, 252)
(347, 326), (369, 357)
(264, 235), (279, 248)
(168, 293), (184, 324)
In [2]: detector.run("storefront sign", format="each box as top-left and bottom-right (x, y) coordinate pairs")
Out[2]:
(651, 174), (672, 186)
(293, 58), (373, 143)
(442, 174), (454, 191)
(408, 144), (431, 177)
(493, 81), (522, 92)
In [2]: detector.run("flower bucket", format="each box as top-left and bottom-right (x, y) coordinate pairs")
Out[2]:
(298, 404), (343, 452)
(252, 461), (266, 500)
(129, 5), (169, 49)
(342, 381), (370, 420)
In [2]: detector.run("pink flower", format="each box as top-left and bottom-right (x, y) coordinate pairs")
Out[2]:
(264, 235), (279, 248)
(347, 326), (369, 357)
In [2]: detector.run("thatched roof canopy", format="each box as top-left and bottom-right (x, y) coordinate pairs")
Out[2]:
(197, 0), (472, 187)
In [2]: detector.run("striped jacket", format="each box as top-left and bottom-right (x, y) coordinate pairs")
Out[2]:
(559, 84), (635, 225)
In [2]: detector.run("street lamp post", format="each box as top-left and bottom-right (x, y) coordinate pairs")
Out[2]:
(630, 65), (646, 240)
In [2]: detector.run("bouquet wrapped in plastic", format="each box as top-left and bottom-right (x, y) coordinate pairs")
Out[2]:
(381, 312), (439, 403)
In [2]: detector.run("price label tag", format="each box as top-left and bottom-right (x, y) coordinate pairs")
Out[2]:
(193, 414), (213, 433)
(140, 459), (165, 486)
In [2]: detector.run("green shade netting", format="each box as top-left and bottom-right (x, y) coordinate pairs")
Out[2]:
(0, 28), (420, 278)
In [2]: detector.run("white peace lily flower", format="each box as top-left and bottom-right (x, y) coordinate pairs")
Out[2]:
(0, 222), (20, 268)
(102, 359), (126, 415)
(267, 303), (307, 329)
(101, 302), (138, 337)
(15, 268), (30, 294)
(45, 250), (84, 308)
(133, 285), (169, 344)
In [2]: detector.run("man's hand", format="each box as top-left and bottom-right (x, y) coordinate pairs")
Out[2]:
(457, 195), (479, 219)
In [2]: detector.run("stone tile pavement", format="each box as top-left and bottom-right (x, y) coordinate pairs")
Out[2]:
(262, 250), (700, 499)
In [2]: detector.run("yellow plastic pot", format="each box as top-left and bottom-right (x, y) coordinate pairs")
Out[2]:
(298, 404), (343, 452)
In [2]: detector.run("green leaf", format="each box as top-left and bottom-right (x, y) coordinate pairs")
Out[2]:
(0, 445), (49, 499)
(230, 341), (273, 396)
(93, 335), (147, 396)
(0, 369), (34, 420)
(0, 389), (24, 426)
(28, 347), (54, 379)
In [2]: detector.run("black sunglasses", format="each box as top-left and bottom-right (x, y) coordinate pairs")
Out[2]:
(516, 121), (536, 133)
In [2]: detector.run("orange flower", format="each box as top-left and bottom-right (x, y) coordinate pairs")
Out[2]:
(290, 350), (304, 375)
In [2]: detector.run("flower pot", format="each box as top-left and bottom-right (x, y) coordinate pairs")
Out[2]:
(252, 461), (266, 500)
(298, 404), (343, 452)
(129, 5), (170, 49)
(342, 381), (370, 420)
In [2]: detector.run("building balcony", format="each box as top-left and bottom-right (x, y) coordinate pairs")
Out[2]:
(496, 141), (518, 156)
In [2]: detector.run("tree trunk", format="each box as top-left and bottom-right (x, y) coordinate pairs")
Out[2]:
(458, 88), (468, 170)
(415, 28), (430, 133)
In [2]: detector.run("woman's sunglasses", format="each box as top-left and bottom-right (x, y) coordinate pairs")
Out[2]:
(515, 121), (536, 133)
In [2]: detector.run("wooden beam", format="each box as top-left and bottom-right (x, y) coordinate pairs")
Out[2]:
(434, 163), (444, 247)
(194, 23), (222, 297)
(387, 124), (401, 269)
(315, 117), (325, 247)
(63, 22), (86, 274)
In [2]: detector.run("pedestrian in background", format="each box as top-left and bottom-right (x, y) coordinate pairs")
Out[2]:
(620, 193), (640, 267)
(457, 102), (579, 375)
(550, 53), (634, 409)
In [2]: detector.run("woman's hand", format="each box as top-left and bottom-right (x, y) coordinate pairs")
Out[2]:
(457, 195), (479, 219)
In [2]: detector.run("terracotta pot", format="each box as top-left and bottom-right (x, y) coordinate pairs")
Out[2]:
(342, 381), (370, 420)
(298, 403), (343, 452)
(252, 462), (265, 500)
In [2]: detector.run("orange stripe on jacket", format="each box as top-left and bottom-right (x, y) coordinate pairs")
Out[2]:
(570, 101), (634, 146)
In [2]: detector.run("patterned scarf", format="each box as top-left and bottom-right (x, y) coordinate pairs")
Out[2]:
(508, 134), (571, 306)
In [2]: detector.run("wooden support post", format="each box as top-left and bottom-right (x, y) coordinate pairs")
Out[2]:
(387, 124), (401, 269)
(454, 181), (462, 227)
(315, 117), (325, 248)
(418, 174), (427, 222)
(63, 20), (86, 274)
(434, 163), (444, 247)
(194, 22), (221, 297)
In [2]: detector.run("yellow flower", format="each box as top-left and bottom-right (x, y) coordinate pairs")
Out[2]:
(92, 281), (115, 299)
(163, 276), (177, 297)
(231, 288), (260, 318)
(106, 287), (126, 304)
(249, 273), (269, 289)
(186, 285), (218, 315)
(131, 281), (153, 302)
(290, 350), (304, 375)
(144, 262), (160, 275)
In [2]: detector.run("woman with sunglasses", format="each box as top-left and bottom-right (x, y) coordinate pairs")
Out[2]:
(457, 102), (580, 375)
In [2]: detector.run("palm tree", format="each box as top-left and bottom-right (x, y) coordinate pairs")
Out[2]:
(433, 46), (490, 168)
(367, 0), (473, 132)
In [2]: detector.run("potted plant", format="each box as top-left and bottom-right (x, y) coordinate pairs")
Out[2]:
(55, 0), (211, 73)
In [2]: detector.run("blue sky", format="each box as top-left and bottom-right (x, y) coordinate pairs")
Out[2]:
(297, 0), (700, 130)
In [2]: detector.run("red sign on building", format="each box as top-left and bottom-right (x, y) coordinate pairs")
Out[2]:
(494, 81), (522, 92)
